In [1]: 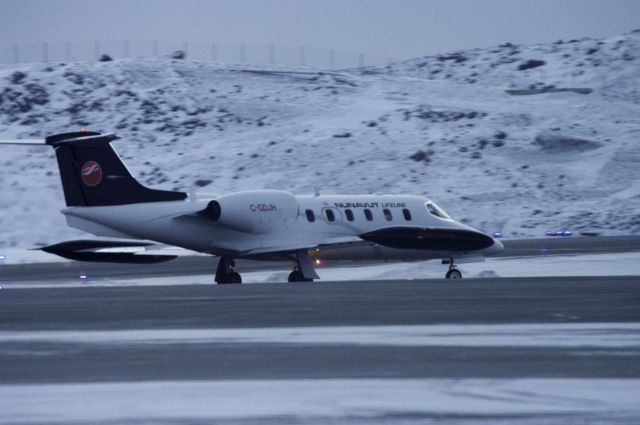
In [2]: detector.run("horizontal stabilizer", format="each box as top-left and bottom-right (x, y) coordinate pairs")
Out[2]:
(0, 139), (46, 145)
(39, 240), (177, 264)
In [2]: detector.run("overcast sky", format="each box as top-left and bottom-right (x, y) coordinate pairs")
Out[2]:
(1, 0), (639, 59)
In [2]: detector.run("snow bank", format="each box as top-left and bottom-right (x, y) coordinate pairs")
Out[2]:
(1, 31), (640, 248)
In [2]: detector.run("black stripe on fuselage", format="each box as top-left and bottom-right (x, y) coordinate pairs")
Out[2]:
(359, 227), (494, 252)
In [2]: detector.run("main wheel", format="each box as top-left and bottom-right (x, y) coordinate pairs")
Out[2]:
(446, 269), (462, 279)
(218, 272), (242, 284)
(288, 270), (304, 282)
(288, 270), (312, 282)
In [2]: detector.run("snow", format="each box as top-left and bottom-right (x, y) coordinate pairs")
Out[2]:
(306, 251), (640, 282)
(1, 31), (640, 249)
(0, 247), (61, 264)
(3, 251), (640, 288)
(1, 323), (638, 348)
(1, 379), (638, 424)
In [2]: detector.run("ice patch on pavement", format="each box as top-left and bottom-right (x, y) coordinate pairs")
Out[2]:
(0, 323), (638, 348)
(1, 379), (639, 424)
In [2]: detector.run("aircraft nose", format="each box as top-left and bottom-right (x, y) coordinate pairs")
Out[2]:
(484, 237), (504, 255)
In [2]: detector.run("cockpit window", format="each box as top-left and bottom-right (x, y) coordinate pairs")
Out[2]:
(425, 202), (451, 219)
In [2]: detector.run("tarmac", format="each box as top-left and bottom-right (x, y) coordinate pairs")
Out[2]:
(1, 276), (639, 385)
(1, 237), (639, 424)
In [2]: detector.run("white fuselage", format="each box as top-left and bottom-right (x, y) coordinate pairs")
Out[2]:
(61, 191), (502, 259)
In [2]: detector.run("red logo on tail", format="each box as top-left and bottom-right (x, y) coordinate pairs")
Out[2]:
(81, 161), (102, 187)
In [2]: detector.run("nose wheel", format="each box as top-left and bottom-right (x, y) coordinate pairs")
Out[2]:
(446, 268), (462, 279)
(444, 257), (462, 279)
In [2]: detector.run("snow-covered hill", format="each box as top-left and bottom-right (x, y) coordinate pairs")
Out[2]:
(1, 31), (639, 248)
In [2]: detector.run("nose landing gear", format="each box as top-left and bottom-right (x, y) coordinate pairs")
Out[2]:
(444, 257), (462, 279)
(446, 268), (462, 279)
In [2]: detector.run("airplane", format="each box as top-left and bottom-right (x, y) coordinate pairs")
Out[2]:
(1, 130), (503, 283)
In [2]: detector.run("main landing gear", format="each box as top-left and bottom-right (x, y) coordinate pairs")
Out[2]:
(444, 257), (463, 279)
(288, 269), (313, 282)
(287, 250), (320, 283)
(215, 257), (242, 284)
(215, 250), (320, 284)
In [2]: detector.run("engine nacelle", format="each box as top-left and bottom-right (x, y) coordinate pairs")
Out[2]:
(200, 190), (299, 234)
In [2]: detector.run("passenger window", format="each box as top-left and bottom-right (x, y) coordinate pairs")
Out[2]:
(383, 209), (392, 221)
(364, 209), (373, 221)
(325, 209), (335, 222)
(305, 209), (315, 222)
(345, 209), (354, 221)
(402, 208), (412, 221)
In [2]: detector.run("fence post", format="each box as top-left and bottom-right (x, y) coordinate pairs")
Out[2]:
(299, 46), (306, 66)
(358, 53), (364, 68)
(123, 40), (130, 58)
(13, 45), (19, 63)
(94, 40), (100, 60)
(239, 44), (246, 63)
(152, 40), (158, 56)
(42, 42), (49, 62)
(329, 49), (335, 69)
(269, 44), (275, 65)
(211, 43), (218, 61)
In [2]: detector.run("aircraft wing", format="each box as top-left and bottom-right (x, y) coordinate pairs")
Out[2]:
(39, 240), (181, 264)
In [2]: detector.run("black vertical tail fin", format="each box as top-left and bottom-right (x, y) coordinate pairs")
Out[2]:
(45, 131), (187, 207)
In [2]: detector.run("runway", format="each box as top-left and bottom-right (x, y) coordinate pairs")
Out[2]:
(2, 276), (640, 331)
(1, 238), (640, 424)
(1, 276), (639, 424)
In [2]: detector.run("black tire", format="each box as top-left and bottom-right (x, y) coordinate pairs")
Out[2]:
(229, 272), (242, 284)
(288, 270), (304, 282)
(218, 272), (242, 284)
(288, 270), (313, 282)
(446, 269), (462, 279)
